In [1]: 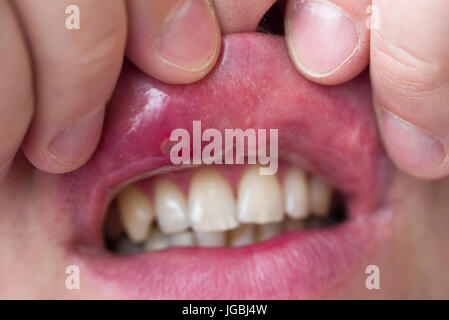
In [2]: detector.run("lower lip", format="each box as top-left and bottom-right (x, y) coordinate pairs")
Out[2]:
(70, 206), (393, 299)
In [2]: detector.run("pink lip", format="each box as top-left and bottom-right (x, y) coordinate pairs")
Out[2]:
(57, 33), (393, 299)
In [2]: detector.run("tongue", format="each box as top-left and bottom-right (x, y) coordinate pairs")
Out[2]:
(67, 33), (391, 215)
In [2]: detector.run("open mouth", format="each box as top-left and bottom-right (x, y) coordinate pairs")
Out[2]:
(105, 163), (345, 254)
(57, 30), (395, 299)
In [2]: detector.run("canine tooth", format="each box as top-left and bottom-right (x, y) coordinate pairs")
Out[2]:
(229, 225), (255, 247)
(154, 178), (189, 234)
(195, 231), (226, 247)
(144, 229), (170, 252)
(116, 238), (142, 255)
(283, 218), (306, 231)
(188, 168), (238, 232)
(283, 167), (309, 219)
(257, 223), (282, 241)
(169, 231), (195, 247)
(309, 176), (333, 217)
(237, 166), (284, 223)
(117, 185), (155, 243)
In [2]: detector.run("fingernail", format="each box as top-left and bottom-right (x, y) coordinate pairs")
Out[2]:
(288, 1), (359, 76)
(381, 110), (446, 175)
(48, 107), (104, 166)
(157, 0), (219, 71)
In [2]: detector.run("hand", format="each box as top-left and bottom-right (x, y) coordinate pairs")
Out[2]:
(284, 0), (449, 179)
(0, 0), (221, 176)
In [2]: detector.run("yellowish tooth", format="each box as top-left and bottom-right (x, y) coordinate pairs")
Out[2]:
(143, 229), (170, 252)
(229, 224), (255, 247)
(283, 167), (309, 219)
(117, 185), (155, 243)
(188, 168), (238, 232)
(309, 176), (333, 217)
(257, 222), (283, 241)
(169, 231), (195, 247)
(195, 231), (226, 247)
(153, 178), (189, 234)
(283, 218), (306, 231)
(237, 165), (284, 224)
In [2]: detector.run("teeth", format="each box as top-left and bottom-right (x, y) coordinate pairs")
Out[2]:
(111, 165), (337, 253)
(237, 166), (284, 224)
(283, 167), (309, 220)
(229, 224), (255, 247)
(153, 178), (189, 234)
(143, 229), (170, 252)
(257, 222), (283, 241)
(283, 218), (306, 231)
(309, 176), (333, 217)
(188, 168), (238, 232)
(169, 231), (195, 247)
(195, 231), (226, 247)
(117, 185), (155, 243)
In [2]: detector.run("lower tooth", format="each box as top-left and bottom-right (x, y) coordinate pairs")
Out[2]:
(169, 231), (195, 247)
(117, 185), (155, 243)
(116, 238), (142, 255)
(309, 176), (333, 218)
(229, 225), (255, 247)
(257, 222), (283, 241)
(195, 231), (226, 247)
(144, 229), (170, 252)
(283, 218), (306, 231)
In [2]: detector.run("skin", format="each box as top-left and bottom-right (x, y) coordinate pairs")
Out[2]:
(0, 0), (448, 298)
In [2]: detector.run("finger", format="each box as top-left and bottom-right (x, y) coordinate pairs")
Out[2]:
(371, 0), (449, 179)
(126, 0), (221, 84)
(0, 0), (33, 180)
(15, 0), (127, 174)
(285, 0), (371, 85)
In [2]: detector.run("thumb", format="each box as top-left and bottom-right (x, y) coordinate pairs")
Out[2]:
(285, 0), (372, 85)
(371, 0), (449, 179)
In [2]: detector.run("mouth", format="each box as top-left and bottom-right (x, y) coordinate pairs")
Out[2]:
(58, 32), (394, 299)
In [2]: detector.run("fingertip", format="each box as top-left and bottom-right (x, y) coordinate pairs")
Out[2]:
(285, 0), (369, 85)
(23, 107), (105, 174)
(127, 0), (221, 84)
(377, 108), (449, 180)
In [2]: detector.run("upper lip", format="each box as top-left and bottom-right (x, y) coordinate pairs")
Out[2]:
(56, 32), (393, 299)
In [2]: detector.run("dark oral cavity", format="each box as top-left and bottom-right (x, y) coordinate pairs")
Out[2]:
(61, 33), (392, 248)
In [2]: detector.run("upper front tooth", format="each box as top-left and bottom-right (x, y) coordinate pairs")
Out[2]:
(153, 178), (189, 234)
(309, 176), (333, 217)
(283, 167), (309, 220)
(117, 185), (155, 243)
(188, 168), (238, 232)
(237, 165), (284, 224)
